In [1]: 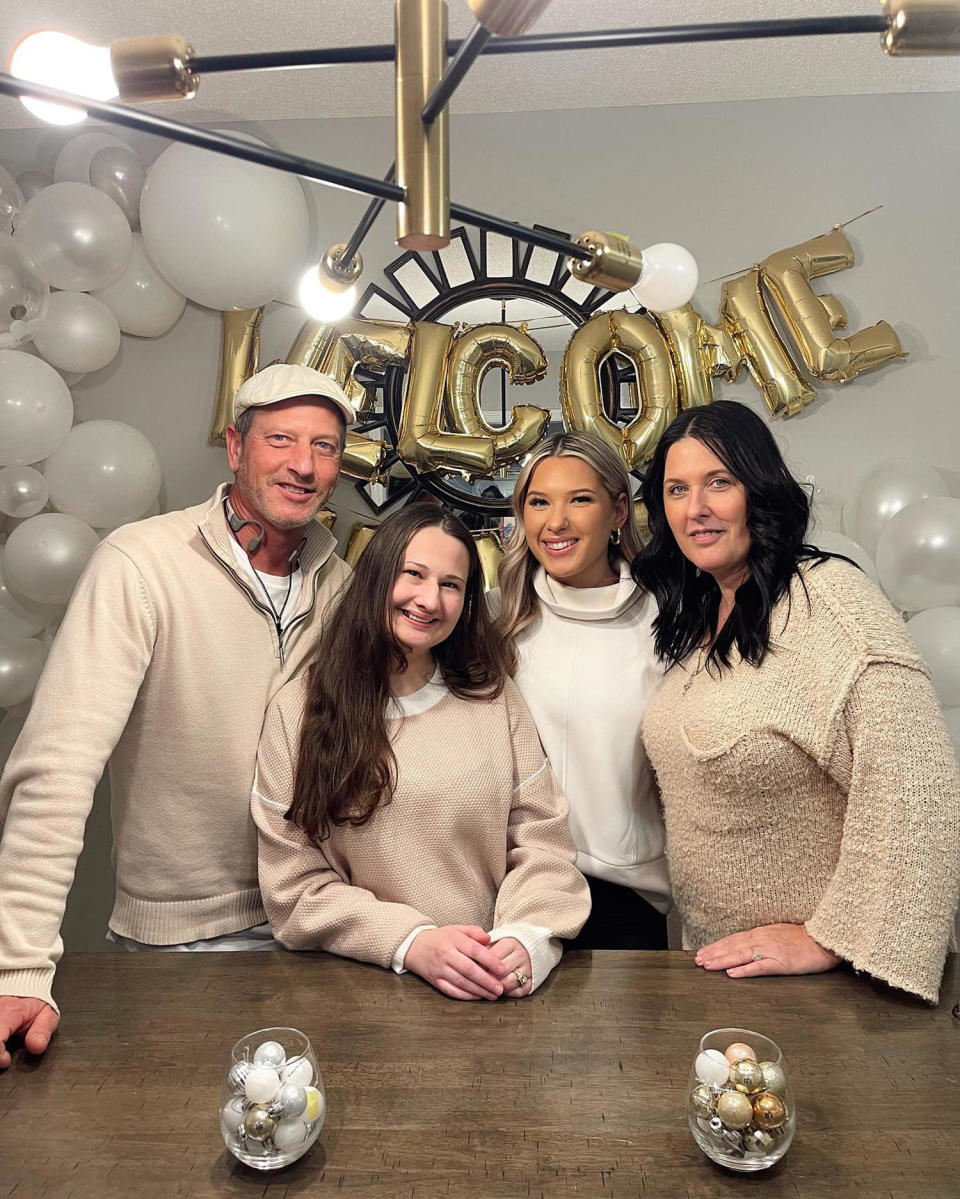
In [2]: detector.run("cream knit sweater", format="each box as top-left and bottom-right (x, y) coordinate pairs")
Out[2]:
(642, 557), (960, 1004)
(253, 674), (591, 991)
(0, 487), (350, 1009)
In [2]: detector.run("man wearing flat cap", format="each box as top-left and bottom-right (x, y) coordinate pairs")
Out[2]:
(0, 364), (354, 1068)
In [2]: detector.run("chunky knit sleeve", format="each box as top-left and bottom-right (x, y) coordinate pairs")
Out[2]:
(491, 681), (591, 974)
(806, 659), (960, 1003)
(252, 684), (434, 967)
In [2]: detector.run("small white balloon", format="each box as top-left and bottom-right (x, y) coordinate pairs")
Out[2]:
(243, 1066), (281, 1105)
(16, 170), (53, 202)
(842, 459), (948, 556)
(0, 351), (73, 466)
(54, 131), (124, 184)
(0, 636), (48, 707)
(633, 242), (699, 313)
(92, 234), (186, 337)
(810, 528), (878, 584)
(907, 607), (960, 708)
(89, 145), (146, 228)
(3, 512), (99, 605)
(877, 497), (960, 613)
(32, 291), (121, 374)
(0, 165), (25, 235)
(44, 420), (161, 529)
(0, 233), (49, 349)
(13, 182), (132, 291)
(0, 466), (49, 519)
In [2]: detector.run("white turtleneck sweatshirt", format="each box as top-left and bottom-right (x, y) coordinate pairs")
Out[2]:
(491, 560), (671, 913)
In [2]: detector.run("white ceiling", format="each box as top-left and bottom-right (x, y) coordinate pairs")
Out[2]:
(1, 0), (958, 130)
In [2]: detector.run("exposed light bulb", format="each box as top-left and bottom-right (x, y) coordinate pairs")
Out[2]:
(11, 31), (118, 125)
(297, 264), (358, 321)
(632, 243), (699, 313)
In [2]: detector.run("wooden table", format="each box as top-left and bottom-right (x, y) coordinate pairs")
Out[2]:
(2, 951), (958, 1198)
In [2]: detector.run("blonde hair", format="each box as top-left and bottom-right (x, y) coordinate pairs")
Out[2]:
(497, 432), (643, 668)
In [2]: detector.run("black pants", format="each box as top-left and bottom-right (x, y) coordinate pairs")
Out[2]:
(563, 874), (668, 950)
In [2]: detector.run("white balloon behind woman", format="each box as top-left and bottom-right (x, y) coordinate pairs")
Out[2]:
(31, 291), (121, 374)
(0, 351), (73, 466)
(0, 233), (48, 349)
(53, 132), (124, 184)
(0, 636), (48, 708)
(810, 528), (878, 584)
(16, 170), (52, 202)
(93, 234), (186, 337)
(0, 548), (60, 637)
(13, 182), (132, 291)
(877, 497), (960, 613)
(3, 512), (99, 605)
(44, 420), (162, 529)
(907, 607), (960, 708)
(842, 459), (948, 556)
(89, 145), (146, 228)
(140, 140), (309, 309)
(0, 465), (49, 519)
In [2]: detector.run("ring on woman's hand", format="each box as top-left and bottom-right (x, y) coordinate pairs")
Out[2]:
(751, 951), (763, 962)
(513, 968), (528, 986)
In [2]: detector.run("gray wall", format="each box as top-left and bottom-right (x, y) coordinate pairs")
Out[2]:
(1, 89), (958, 948)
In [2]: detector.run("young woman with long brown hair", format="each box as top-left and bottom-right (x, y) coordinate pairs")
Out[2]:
(252, 503), (590, 1000)
(493, 432), (671, 951)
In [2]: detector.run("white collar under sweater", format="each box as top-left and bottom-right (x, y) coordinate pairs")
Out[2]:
(532, 557), (642, 620)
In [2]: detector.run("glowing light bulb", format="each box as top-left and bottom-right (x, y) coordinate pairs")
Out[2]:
(297, 262), (358, 321)
(11, 31), (118, 125)
(632, 243), (699, 313)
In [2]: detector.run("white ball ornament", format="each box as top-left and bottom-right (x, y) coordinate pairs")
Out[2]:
(695, 1048), (731, 1087)
(244, 1066), (281, 1105)
(272, 1120), (309, 1153)
(220, 1095), (245, 1134)
(280, 1056), (313, 1088)
(253, 1040), (286, 1069)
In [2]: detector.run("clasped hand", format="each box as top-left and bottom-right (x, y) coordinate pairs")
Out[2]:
(403, 927), (532, 1001)
(695, 922), (841, 977)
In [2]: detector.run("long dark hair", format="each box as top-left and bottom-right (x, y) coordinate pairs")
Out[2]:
(633, 400), (831, 671)
(288, 503), (509, 845)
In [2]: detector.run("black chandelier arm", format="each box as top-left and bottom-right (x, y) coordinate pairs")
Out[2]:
(0, 72), (594, 263)
(188, 17), (887, 76)
(422, 22), (493, 126)
(341, 164), (396, 266)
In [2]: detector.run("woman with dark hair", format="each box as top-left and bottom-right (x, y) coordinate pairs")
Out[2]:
(252, 504), (590, 1000)
(634, 400), (960, 1003)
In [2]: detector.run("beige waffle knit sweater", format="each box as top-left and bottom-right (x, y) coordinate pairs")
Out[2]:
(642, 557), (960, 1004)
(253, 674), (590, 990)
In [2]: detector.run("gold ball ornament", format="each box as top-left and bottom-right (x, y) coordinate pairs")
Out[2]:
(716, 1090), (754, 1129)
(690, 1084), (716, 1117)
(730, 1058), (765, 1094)
(724, 1041), (756, 1065)
(243, 1104), (277, 1142)
(753, 1091), (787, 1130)
(759, 1061), (787, 1095)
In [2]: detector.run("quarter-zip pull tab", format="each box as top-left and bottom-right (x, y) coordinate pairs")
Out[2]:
(276, 618), (286, 666)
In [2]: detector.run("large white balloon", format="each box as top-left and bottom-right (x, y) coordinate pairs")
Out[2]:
(13, 182), (132, 291)
(140, 141), (309, 310)
(3, 512), (99, 605)
(44, 420), (162, 529)
(877, 497), (960, 613)
(0, 465), (49, 519)
(0, 636), (48, 708)
(16, 170), (52, 202)
(842, 459), (949, 556)
(31, 291), (121, 374)
(0, 350), (73, 466)
(809, 528), (878, 584)
(89, 145), (145, 228)
(0, 165), (25, 235)
(54, 131), (124, 184)
(0, 548), (60, 637)
(907, 608), (960, 708)
(92, 234), (186, 337)
(0, 233), (49, 349)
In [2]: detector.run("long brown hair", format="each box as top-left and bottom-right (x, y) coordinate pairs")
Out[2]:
(288, 503), (509, 845)
(497, 432), (644, 669)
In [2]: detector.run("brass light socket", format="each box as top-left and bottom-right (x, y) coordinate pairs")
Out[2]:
(468, 0), (553, 36)
(395, 0), (449, 250)
(110, 34), (197, 102)
(883, 1), (960, 54)
(569, 231), (644, 294)
(322, 243), (364, 290)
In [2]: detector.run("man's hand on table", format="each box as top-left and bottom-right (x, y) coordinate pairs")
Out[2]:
(403, 925), (506, 1001)
(488, 936), (532, 998)
(695, 923), (841, 978)
(0, 996), (59, 1068)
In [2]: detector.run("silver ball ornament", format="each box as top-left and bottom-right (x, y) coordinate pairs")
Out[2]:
(690, 1083), (716, 1118)
(274, 1082), (307, 1119)
(759, 1061), (788, 1096)
(227, 1060), (252, 1092)
(253, 1040), (286, 1068)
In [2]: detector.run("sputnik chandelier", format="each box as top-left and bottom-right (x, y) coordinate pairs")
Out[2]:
(2, 0), (958, 322)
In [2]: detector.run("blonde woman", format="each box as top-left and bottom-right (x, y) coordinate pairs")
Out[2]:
(492, 432), (670, 949)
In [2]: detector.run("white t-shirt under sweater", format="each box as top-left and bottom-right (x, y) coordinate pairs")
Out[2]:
(229, 536), (303, 629)
(495, 559), (671, 912)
